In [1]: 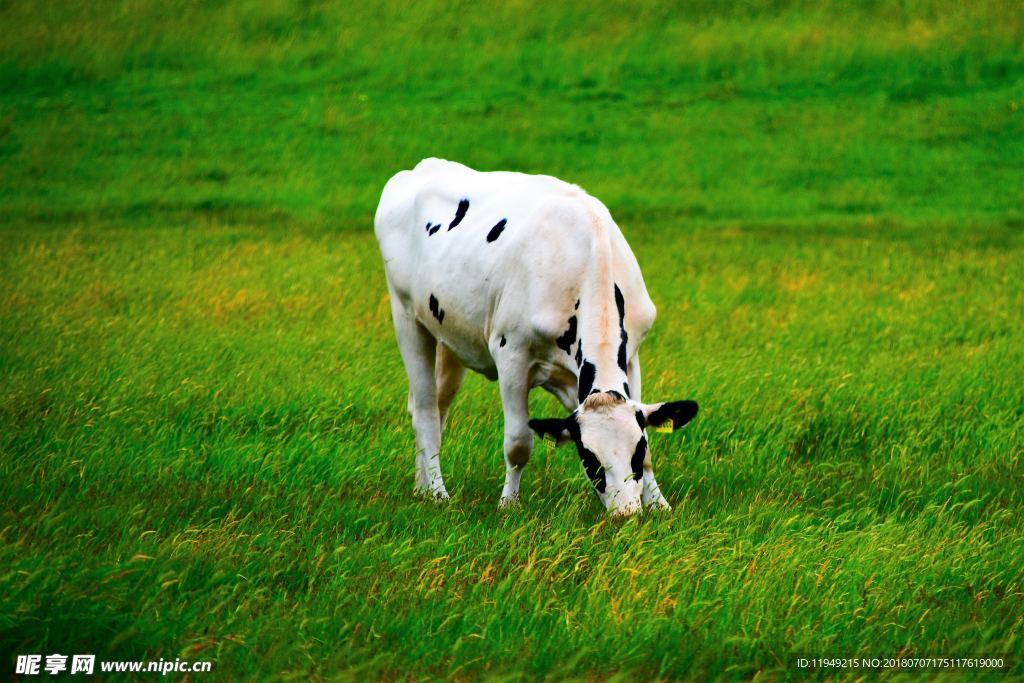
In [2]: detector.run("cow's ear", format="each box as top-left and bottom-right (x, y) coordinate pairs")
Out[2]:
(642, 400), (698, 432)
(528, 417), (573, 446)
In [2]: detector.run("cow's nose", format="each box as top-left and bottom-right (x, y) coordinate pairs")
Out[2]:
(603, 477), (643, 516)
(609, 486), (643, 517)
(611, 498), (643, 517)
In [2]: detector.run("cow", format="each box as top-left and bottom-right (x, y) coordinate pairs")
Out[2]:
(374, 158), (698, 516)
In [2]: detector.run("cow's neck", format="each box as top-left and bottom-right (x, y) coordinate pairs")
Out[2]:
(571, 223), (631, 403)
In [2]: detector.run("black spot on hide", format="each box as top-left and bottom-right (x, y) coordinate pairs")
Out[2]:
(486, 219), (507, 242)
(428, 294), (445, 324)
(555, 315), (577, 356)
(567, 418), (606, 493)
(577, 360), (596, 402)
(630, 435), (647, 482)
(614, 283), (628, 372)
(448, 198), (469, 230)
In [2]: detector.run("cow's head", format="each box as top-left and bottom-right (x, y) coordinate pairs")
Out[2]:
(529, 391), (698, 516)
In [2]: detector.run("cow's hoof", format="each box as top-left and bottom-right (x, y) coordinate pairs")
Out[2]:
(414, 485), (450, 502)
(498, 494), (520, 508)
(644, 498), (672, 512)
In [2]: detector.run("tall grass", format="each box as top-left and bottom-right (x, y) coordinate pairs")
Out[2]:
(1, 0), (1022, 679)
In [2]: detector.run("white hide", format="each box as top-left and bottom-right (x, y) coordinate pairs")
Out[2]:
(374, 158), (676, 515)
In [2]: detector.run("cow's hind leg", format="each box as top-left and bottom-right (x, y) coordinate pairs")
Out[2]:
(496, 356), (533, 507)
(436, 342), (466, 432)
(389, 293), (449, 500)
(628, 354), (671, 510)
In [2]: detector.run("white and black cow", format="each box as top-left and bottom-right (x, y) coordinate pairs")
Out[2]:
(374, 158), (698, 516)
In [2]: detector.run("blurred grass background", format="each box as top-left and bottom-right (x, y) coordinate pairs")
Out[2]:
(1, 0), (1023, 680)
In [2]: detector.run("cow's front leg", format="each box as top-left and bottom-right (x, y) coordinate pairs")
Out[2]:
(641, 452), (671, 511)
(496, 362), (533, 507)
(390, 294), (449, 500)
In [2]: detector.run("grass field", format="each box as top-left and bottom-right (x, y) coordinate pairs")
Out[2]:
(2, 0), (1023, 679)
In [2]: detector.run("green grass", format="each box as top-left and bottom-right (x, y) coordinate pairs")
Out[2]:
(2, 0), (1023, 679)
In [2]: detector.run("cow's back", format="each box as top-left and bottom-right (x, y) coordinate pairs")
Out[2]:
(375, 159), (654, 375)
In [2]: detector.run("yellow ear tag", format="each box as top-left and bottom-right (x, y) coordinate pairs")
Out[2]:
(654, 419), (674, 434)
